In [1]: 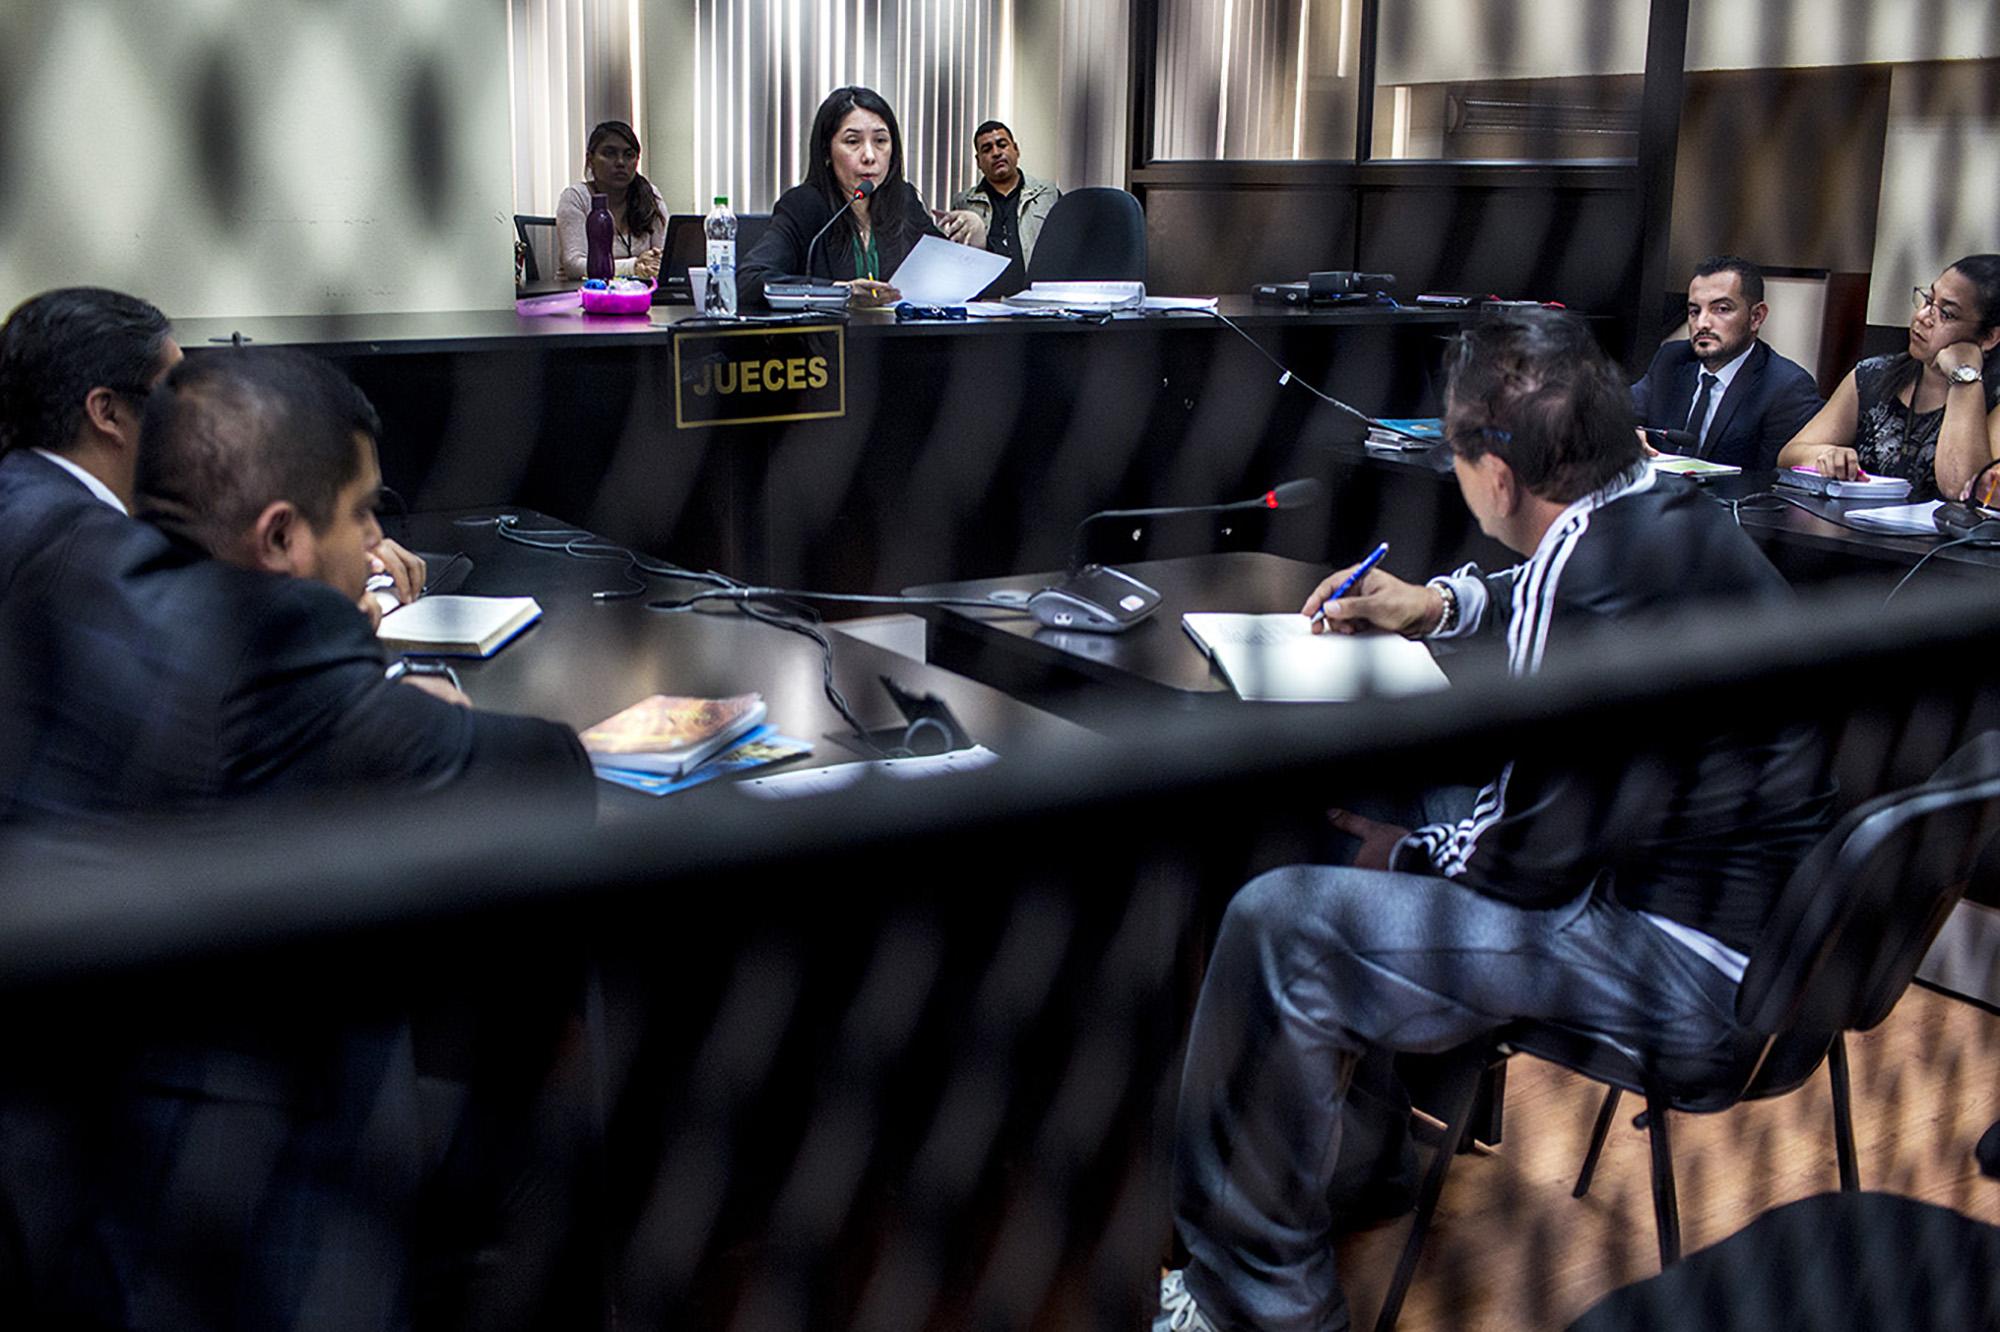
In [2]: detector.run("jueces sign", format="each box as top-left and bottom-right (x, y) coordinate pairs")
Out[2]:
(673, 324), (845, 428)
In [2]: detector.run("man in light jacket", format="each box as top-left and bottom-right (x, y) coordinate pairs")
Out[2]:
(938, 120), (1060, 297)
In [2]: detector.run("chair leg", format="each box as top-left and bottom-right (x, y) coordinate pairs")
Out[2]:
(1829, 1033), (1860, 1192)
(1374, 1051), (1492, 1332)
(1643, 1089), (1681, 1268)
(1573, 1086), (1622, 1199)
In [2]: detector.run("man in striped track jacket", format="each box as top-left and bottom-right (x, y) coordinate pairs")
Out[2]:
(1156, 309), (1833, 1332)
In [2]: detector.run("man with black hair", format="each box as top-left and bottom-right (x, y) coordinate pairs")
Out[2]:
(1156, 308), (1833, 1332)
(0, 288), (428, 610)
(1630, 255), (1822, 469)
(939, 120), (1059, 297)
(0, 341), (594, 1328)
(0, 339), (591, 823)
(0, 286), (180, 512)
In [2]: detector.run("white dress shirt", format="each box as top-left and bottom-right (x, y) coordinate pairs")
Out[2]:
(1689, 340), (1755, 449)
(34, 449), (127, 514)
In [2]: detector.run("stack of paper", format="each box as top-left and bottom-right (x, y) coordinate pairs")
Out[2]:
(1776, 468), (1912, 499)
(1003, 281), (1146, 312)
(1182, 613), (1450, 702)
(1648, 454), (1742, 478)
(1844, 501), (1943, 536)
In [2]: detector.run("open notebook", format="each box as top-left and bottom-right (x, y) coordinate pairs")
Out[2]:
(1182, 613), (1450, 702)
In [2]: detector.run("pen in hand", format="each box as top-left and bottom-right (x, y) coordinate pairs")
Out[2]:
(1310, 541), (1390, 625)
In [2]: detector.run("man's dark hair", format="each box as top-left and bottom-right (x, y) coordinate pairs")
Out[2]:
(973, 120), (1012, 145)
(0, 287), (172, 458)
(137, 348), (381, 556)
(1691, 254), (1765, 306)
(1442, 308), (1644, 504)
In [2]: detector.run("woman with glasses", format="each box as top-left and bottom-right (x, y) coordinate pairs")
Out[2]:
(1777, 255), (2000, 501)
(554, 120), (666, 281)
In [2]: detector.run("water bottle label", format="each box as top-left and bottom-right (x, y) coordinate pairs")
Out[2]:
(705, 238), (736, 313)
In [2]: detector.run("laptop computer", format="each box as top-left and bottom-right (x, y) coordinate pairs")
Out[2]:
(658, 212), (773, 304)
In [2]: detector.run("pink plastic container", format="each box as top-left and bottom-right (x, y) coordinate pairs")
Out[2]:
(580, 280), (655, 315)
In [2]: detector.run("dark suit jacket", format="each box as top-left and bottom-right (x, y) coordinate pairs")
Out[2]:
(1629, 339), (1823, 470)
(737, 180), (945, 307)
(0, 448), (592, 826)
(0, 448), (595, 1325)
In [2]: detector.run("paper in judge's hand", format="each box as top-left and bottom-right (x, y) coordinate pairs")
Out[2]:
(887, 235), (1010, 306)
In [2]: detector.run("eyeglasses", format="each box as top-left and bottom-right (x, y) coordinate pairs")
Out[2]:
(1912, 286), (1966, 323)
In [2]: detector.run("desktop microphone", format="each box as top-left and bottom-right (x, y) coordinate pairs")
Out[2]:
(804, 179), (876, 279)
(1068, 478), (1325, 570)
(1028, 479), (1328, 635)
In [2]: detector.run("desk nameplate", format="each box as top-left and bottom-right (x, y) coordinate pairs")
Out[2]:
(672, 323), (846, 428)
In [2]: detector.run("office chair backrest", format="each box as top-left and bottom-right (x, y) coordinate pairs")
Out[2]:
(1739, 731), (2000, 1038)
(515, 214), (558, 284)
(1026, 188), (1147, 284)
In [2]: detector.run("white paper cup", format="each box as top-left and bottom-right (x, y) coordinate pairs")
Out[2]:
(688, 266), (709, 309)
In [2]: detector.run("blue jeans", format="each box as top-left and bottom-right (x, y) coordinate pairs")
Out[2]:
(1173, 864), (1748, 1332)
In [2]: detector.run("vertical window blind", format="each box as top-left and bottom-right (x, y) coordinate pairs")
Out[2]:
(690, 0), (1010, 214)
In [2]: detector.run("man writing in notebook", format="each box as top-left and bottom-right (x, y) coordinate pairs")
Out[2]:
(1156, 308), (1833, 1332)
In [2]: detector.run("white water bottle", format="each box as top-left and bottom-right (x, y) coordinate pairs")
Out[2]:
(704, 195), (737, 316)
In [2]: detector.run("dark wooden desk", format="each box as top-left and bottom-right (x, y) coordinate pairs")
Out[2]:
(388, 510), (1097, 798)
(908, 552), (1332, 726)
(1339, 442), (2000, 586)
(178, 302), (1478, 596)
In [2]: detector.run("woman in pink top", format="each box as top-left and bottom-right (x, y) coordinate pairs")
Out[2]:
(554, 120), (667, 281)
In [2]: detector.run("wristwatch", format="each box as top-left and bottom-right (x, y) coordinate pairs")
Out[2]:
(1947, 362), (1982, 385)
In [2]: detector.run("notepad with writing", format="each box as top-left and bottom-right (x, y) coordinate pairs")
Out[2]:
(579, 693), (768, 778)
(1182, 613), (1449, 702)
(378, 595), (541, 657)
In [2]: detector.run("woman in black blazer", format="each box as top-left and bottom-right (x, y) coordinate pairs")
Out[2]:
(737, 86), (944, 309)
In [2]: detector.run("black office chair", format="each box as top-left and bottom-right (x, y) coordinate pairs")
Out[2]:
(514, 213), (557, 283)
(1024, 187), (1147, 284)
(1372, 731), (2000, 1332)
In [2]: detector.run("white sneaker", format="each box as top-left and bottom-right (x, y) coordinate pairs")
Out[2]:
(1154, 1269), (1222, 1332)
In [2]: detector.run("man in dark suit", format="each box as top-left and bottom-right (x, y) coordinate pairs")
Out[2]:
(0, 325), (594, 1327)
(0, 340), (591, 823)
(1630, 255), (1823, 469)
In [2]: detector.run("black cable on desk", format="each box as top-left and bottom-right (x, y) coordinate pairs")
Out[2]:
(1886, 533), (2000, 603)
(645, 585), (1021, 613)
(453, 515), (965, 759)
(1184, 307), (1384, 432)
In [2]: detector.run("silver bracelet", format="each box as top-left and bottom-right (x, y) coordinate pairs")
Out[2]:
(1426, 579), (1459, 637)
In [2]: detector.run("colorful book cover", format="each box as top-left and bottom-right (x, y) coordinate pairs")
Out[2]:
(1370, 418), (1444, 440)
(580, 693), (763, 756)
(593, 727), (813, 796)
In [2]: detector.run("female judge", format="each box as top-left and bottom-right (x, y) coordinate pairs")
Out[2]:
(737, 86), (944, 309)
(554, 120), (666, 281)
(1777, 255), (2000, 501)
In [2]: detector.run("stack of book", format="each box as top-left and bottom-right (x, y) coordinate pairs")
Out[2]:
(579, 692), (813, 796)
(1365, 417), (1443, 452)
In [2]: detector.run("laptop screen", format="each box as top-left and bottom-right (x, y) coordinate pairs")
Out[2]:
(659, 212), (774, 303)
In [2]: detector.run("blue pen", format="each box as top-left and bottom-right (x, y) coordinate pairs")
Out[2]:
(1311, 541), (1390, 624)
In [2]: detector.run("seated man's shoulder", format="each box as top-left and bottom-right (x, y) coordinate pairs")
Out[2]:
(1757, 339), (1817, 386)
(1567, 481), (1783, 608)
